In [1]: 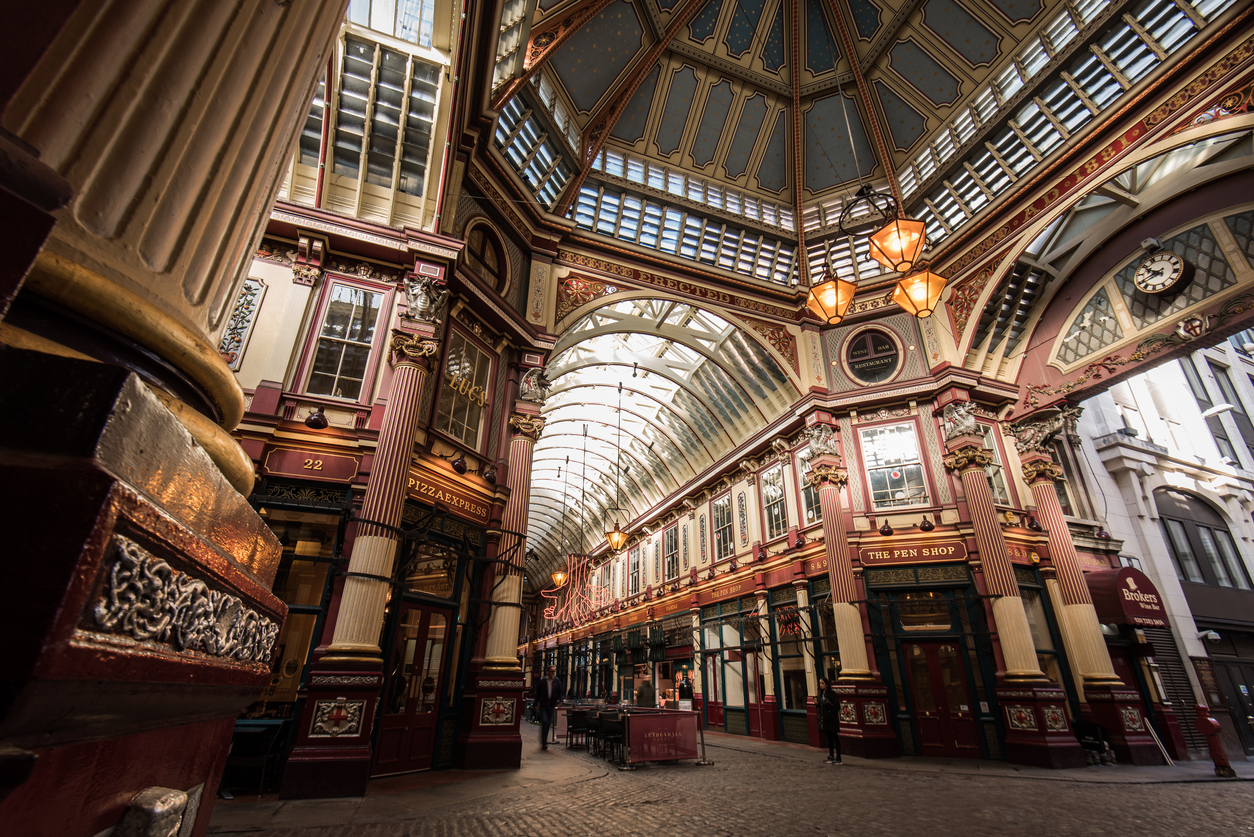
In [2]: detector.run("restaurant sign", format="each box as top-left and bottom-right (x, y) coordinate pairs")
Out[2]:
(859, 538), (967, 566)
(406, 460), (493, 525)
(627, 712), (700, 763)
(1085, 567), (1168, 627)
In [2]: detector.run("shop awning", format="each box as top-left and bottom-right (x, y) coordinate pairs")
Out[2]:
(1084, 567), (1168, 628)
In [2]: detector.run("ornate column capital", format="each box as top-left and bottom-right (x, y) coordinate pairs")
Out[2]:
(806, 462), (848, 488)
(389, 329), (439, 366)
(943, 445), (995, 473)
(1022, 457), (1064, 484)
(509, 414), (546, 439)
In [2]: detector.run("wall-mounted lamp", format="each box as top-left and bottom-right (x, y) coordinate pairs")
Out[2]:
(1027, 516), (1044, 532)
(451, 452), (468, 474)
(304, 406), (329, 429)
(917, 514), (934, 532)
(1202, 403), (1235, 418)
(1096, 527), (1111, 540)
(878, 519), (894, 537)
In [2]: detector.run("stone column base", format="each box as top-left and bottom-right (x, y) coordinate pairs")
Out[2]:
(455, 668), (525, 769)
(834, 683), (900, 759)
(279, 664), (384, 799)
(1082, 685), (1163, 765)
(997, 685), (1086, 769)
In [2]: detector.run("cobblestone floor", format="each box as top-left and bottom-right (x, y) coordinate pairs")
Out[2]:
(209, 733), (1254, 837)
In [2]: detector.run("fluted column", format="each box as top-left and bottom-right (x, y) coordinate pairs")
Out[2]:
(326, 331), (437, 660)
(795, 581), (818, 696)
(1022, 455), (1122, 685)
(4, 0), (346, 493)
(483, 412), (546, 670)
(807, 458), (873, 681)
(943, 438), (1046, 682)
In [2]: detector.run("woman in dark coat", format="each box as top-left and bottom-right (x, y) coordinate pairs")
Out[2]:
(815, 678), (843, 765)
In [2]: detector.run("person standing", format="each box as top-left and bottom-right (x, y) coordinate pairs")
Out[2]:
(677, 674), (694, 700)
(635, 678), (655, 708)
(534, 665), (565, 750)
(816, 678), (843, 765)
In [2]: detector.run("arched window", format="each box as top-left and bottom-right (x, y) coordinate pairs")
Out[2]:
(1156, 489), (1253, 590)
(465, 223), (505, 291)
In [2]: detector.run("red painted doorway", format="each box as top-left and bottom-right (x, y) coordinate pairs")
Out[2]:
(904, 642), (981, 758)
(373, 604), (451, 776)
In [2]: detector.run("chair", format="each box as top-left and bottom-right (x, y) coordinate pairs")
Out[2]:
(566, 709), (588, 749)
(586, 712), (602, 756)
(600, 714), (625, 764)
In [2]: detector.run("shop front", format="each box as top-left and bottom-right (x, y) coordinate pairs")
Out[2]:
(700, 596), (764, 736)
(1085, 566), (1191, 760)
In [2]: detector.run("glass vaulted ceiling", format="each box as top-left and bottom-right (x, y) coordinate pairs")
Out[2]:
(526, 298), (801, 577)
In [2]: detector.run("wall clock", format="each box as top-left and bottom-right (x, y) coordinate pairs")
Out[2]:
(1132, 250), (1194, 295)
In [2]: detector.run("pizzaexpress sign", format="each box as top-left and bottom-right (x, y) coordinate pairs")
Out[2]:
(405, 462), (492, 525)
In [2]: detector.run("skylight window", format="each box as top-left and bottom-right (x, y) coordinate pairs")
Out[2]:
(348, 0), (434, 47)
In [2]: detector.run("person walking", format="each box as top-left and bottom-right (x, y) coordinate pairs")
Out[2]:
(534, 665), (565, 750)
(816, 678), (843, 765)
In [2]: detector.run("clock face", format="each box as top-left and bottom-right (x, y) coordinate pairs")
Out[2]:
(1133, 251), (1192, 294)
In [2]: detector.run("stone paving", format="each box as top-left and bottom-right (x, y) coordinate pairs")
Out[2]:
(209, 730), (1254, 837)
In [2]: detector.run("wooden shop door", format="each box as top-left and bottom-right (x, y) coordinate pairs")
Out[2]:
(373, 605), (450, 776)
(904, 642), (980, 758)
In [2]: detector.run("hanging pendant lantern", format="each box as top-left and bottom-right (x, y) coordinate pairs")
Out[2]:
(805, 272), (857, 325)
(868, 215), (928, 274)
(892, 269), (946, 318)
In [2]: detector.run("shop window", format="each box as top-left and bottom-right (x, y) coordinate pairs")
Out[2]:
(253, 509), (339, 712)
(797, 447), (822, 525)
(761, 464), (787, 540)
(859, 422), (930, 510)
(1049, 439), (1083, 517)
(713, 494), (734, 561)
(305, 280), (387, 401)
(897, 591), (951, 632)
(1157, 489), (1254, 589)
(434, 330), (494, 449)
(773, 602), (808, 711)
(1021, 588), (1064, 685)
(664, 525), (679, 581)
(980, 424), (1012, 505)
(465, 223), (506, 291)
(629, 545), (640, 595)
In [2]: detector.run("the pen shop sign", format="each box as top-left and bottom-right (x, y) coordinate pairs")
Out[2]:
(858, 538), (968, 566)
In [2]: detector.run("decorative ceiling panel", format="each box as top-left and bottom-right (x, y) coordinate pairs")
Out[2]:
(725, 0), (770, 56)
(610, 64), (662, 142)
(655, 65), (701, 155)
(691, 79), (736, 167)
(874, 79), (927, 152)
(550, 1), (648, 113)
(805, 92), (875, 192)
(920, 0), (1003, 68)
(724, 93), (771, 178)
(805, 0), (841, 76)
(888, 38), (964, 106)
(756, 110), (790, 193)
(848, 0), (883, 40)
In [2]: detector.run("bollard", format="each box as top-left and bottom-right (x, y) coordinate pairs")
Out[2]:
(1194, 705), (1237, 778)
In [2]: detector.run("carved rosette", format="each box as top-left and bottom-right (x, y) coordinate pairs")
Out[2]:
(806, 463), (848, 488)
(1022, 458), (1064, 484)
(389, 329), (439, 365)
(509, 414), (546, 439)
(942, 445), (995, 473)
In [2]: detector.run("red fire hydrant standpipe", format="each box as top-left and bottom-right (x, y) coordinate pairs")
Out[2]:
(1194, 705), (1238, 778)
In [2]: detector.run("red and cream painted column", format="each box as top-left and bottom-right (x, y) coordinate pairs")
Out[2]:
(1010, 408), (1163, 764)
(482, 408), (546, 669)
(326, 331), (437, 659)
(942, 401), (1082, 768)
(280, 327), (438, 798)
(803, 420), (897, 757)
